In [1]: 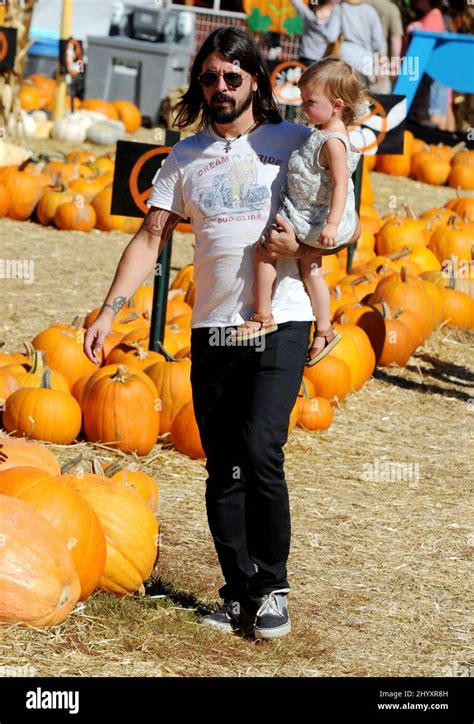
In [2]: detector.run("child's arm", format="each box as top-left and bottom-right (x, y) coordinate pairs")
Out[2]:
(318, 138), (349, 247)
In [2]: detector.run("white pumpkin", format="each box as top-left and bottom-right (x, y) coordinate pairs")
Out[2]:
(86, 120), (125, 145)
(51, 118), (87, 144)
(31, 110), (48, 122)
(7, 110), (37, 139)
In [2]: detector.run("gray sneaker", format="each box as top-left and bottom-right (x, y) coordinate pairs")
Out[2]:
(202, 599), (256, 634)
(252, 588), (291, 639)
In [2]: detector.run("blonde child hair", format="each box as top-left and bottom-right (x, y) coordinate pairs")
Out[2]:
(299, 57), (371, 127)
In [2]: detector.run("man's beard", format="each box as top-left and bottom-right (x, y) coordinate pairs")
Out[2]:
(207, 86), (254, 123)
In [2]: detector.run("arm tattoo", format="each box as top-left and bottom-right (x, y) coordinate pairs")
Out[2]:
(142, 206), (181, 241)
(102, 296), (127, 315)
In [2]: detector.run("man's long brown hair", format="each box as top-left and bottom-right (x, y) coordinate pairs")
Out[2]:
(173, 26), (282, 131)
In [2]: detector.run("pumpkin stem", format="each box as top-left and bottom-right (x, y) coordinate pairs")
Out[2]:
(119, 311), (140, 324)
(402, 204), (417, 220)
(60, 453), (84, 474)
(71, 316), (83, 330)
(40, 368), (52, 389)
(350, 274), (373, 286)
(156, 341), (177, 362)
(102, 460), (123, 477)
(23, 340), (36, 359)
(30, 349), (46, 375)
(387, 247), (411, 261)
(400, 266), (408, 283)
(91, 459), (106, 476)
(111, 364), (129, 382)
(380, 302), (392, 319)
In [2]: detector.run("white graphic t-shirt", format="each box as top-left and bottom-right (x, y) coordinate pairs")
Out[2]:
(147, 119), (315, 328)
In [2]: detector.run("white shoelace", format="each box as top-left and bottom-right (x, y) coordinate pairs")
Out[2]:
(255, 588), (290, 618)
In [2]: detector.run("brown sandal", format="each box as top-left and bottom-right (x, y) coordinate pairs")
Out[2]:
(230, 311), (278, 341)
(305, 325), (342, 366)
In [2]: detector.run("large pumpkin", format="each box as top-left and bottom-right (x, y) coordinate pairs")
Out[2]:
(0, 466), (106, 600)
(82, 365), (160, 455)
(0, 494), (80, 626)
(92, 186), (141, 233)
(0, 437), (61, 475)
(144, 357), (192, 434)
(440, 288), (474, 330)
(103, 463), (159, 513)
(61, 466), (158, 595)
(54, 199), (97, 232)
(3, 369), (82, 445)
(170, 401), (205, 460)
(368, 266), (435, 342)
(303, 354), (351, 404)
(32, 317), (101, 387)
(112, 100), (142, 132)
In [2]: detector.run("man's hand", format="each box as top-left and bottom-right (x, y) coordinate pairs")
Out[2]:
(263, 213), (300, 259)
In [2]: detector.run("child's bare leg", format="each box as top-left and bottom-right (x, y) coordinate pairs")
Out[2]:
(233, 240), (277, 334)
(298, 253), (331, 355)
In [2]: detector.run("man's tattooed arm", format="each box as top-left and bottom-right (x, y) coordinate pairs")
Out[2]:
(141, 206), (181, 243)
(101, 296), (127, 316)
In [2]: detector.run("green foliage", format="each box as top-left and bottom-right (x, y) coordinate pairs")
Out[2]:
(247, 7), (273, 33)
(283, 13), (304, 36)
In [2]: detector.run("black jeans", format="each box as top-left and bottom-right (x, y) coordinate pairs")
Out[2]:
(190, 321), (312, 601)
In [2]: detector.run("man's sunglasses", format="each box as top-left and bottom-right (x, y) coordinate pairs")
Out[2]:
(198, 70), (250, 88)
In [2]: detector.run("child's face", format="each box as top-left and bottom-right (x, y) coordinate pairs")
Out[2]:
(300, 84), (340, 125)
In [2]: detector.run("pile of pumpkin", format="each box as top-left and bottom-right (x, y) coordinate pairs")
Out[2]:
(372, 130), (474, 189)
(0, 149), (145, 233)
(1, 182), (473, 459)
(15, 74), (142, 144)
(0, 437), (159, 627)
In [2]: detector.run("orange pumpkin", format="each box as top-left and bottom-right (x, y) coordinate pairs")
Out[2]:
(0, 438), (61, 475)
(112, 100), (142, 132)
(54, 199), (97, 232)
(297, 393), (334, 431)
(169, 401), (205, 459)
(0, 467), (106, 600)
(32, 318), (101, 387)
(3, 370), (82, 445)
(82, 365), (160, 455)
(81, 98), (119, 120)
(0, 495), (80, 626)
(61, 463), (158, 595)
(144, 357), (192, 434)
(303, 354), (352, 404)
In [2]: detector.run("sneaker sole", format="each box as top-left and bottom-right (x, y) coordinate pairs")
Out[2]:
(202, 614), (256, 634)
(254, 620), (292, 639)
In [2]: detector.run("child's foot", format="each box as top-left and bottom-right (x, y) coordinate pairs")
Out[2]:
(230, 312), (278, 341)
(306, 325), (342, 366)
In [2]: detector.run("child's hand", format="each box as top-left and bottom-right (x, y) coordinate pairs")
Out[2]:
(318, 223), (338, 247)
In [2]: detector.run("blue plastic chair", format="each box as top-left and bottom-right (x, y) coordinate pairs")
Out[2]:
(393, 30), (474, 111)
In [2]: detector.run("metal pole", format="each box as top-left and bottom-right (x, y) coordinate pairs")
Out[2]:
(346, 155), (363, 274)
(53, 0), (74, 122)
(149, 234), (173, 352)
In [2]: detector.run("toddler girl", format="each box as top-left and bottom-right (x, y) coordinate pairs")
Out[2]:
(232, 57), (368, 365)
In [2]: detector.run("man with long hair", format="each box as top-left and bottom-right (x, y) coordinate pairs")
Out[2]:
(84, 26), (318, 640)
